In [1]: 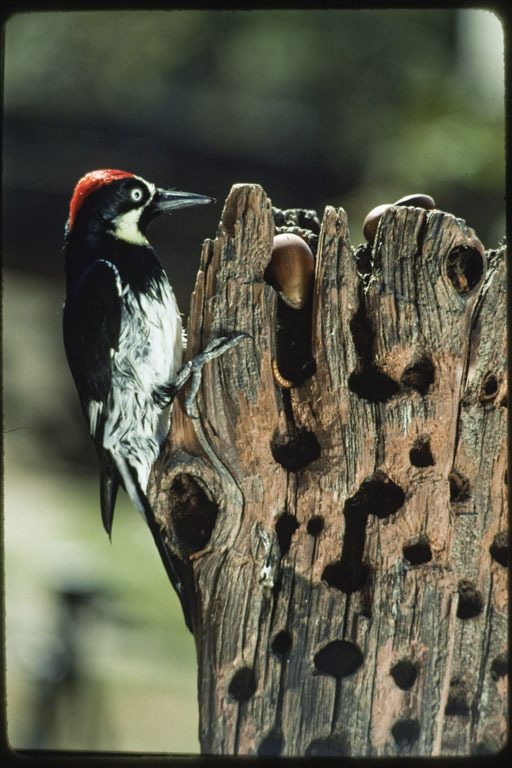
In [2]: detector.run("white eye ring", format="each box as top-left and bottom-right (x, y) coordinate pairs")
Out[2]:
(130, 187), (144, 203)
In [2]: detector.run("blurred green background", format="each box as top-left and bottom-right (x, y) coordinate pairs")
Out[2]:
(3, 8), (504, 755)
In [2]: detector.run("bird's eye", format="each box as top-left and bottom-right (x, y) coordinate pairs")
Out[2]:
(130, 187), (144, 203)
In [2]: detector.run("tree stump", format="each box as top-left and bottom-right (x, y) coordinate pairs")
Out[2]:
(149, 184), (507, 757)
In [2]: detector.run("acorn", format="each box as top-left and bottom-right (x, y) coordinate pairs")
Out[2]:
(363, 194), (436, 245)
(394, 193), (436, 210)
(362, 203), (393, 245)
(266, 233), (315, 309)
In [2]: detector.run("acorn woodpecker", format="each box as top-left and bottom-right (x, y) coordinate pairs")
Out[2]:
(63, 169), (245, 627)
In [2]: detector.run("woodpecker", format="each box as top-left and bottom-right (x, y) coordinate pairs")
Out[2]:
(63, 169), (245, 628)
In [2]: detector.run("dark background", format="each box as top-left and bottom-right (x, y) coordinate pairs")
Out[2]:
(3, 8), (505, 754)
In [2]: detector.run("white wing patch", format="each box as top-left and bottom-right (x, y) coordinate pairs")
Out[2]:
(88, 400), (103, 438)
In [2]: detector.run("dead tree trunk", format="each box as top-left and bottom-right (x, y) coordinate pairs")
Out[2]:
(149, 184), (507, 757)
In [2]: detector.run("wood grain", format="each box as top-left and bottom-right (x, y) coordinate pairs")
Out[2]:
(149, 184), (507, 756)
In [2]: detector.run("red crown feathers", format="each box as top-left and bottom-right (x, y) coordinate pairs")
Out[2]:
(68, 169), (134, 229)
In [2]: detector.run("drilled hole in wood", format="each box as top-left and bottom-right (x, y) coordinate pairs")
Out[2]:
(470, 737), (502, 756)
(490, 652), (507, 680)
(265, 228), (316, 387)
(400, 355), (435, 396)
(446, 244), (484, 294)
(457, 579), (483, 619)
(479, 372), (499, 403)
(449, 470), (470, 502)
(390, 658), (419, 690)
(273, 299), (316, 386)
(271, 630), (292, 659)
(350, 470), (405, 519)
(307, 515), (324, 536)
(275, 512), (299, 556)
(228, 666), (256, 703)
(478, 373), (498, 403)
(489, 531), (508, 567)
(305, 735), (349, 757)
(409, 435), (435, 467)
(348, 296), (399, 402)
(322, 560), (370, 595)
(257, 729), (284, 757)
(313, 639), (363, 679)
(348, 365), (399, 403)
(271, 428), (321, 471)
(324, 472), (405, 595)
(445, 677), (470, 716)
(169, 474), (218, 554)
(390, 717), (420, 747)
(272, 205), (321, 243)
(354, 243), (373, 280)
(402, 534), (432, 565)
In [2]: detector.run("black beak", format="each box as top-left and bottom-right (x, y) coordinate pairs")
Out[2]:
(152, 188), (216, 214)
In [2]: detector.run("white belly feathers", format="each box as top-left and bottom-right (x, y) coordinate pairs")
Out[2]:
(89, 260), (184, 500)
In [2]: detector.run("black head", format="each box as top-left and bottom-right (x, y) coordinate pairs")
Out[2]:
(66, 169), (215, 246)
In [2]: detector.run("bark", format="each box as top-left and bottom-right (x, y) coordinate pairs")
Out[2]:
(149, 184), (507, 757)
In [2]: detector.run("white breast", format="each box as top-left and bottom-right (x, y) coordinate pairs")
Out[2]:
(102, 274), (184, 495)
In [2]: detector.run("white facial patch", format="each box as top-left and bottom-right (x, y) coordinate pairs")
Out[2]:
(111, 207), (150, 246)
(110, 178), (156, 246)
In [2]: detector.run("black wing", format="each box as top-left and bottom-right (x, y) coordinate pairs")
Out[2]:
(63, 259), (121, 419)
(63, 259), (122, 532)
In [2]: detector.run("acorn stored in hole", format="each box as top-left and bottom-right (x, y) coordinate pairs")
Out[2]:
(363, 193), (436, 245)
(362, 204), (393, 245)
(266, 233), (315, 309)
(394, 193), (436, 210)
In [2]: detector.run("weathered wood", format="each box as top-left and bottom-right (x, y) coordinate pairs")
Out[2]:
(149, 184), (507, 757)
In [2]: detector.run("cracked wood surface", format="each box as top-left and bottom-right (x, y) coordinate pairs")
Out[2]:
(149, 184), (507, 757)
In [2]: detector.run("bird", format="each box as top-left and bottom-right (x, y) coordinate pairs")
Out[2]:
(63, 169), (246, 629)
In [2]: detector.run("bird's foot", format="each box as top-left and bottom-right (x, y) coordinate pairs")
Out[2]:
(154, 333), (250, 417)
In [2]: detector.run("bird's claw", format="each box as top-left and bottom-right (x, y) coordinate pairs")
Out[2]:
(154, 332), (250, 416)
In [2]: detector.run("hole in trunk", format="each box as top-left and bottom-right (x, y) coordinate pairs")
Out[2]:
(169, 474), (218, 554)
(445, 677), (470, 716)
(490, 652), (507, 680)
(271, 428), (320, 471)
(446, 244), (484, 294)
(401, 355), (435, 395)
(307, 515), (325, 536)
(305, 735), (349, 757)
(479, 372), (499, 403)
(403, 534), (432, 565)
(449, 470), (470, 502)
(457, 579), (483, 619)
(322, 560), (370, 595)
(313, 640), (363, 679)
(390, 658), (419, 690)
(489, 531), (508, 567)
(275, 512), (299, 555)
(391, 717), (420, 747)
(348, 365), (399, 402)
(257, 729), (284, 757)
(409, 435), (435, 467)
(271, 630), (292, 659)
(228, 666), (256, 702)
(351, 470), (405, 519)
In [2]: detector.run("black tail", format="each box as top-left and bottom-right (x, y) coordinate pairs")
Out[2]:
(103, 452), (193, 632)
(100, 454), (119, 538)
(144, 508), (194, 633)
